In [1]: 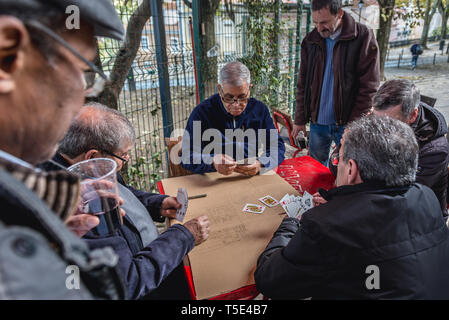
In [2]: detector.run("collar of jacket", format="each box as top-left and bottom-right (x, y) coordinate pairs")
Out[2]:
(318, 181), (411, 202)
(410, 102), (448, 144)
(0, 157), (80, 222)
(307, 11), (358, 44)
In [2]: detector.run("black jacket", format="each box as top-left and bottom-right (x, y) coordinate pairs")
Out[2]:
(411, 102), (449, 214)
(329, 102), (449, 215)
(255, 182), (449, 299)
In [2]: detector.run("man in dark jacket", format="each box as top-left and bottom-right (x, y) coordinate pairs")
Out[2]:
(181, 61), (285, 176)
(40, 103), (210, 299)
(292, 0), (380, 166)
(255, 115), (449, 299)
(0, 0), (127, 299)
(372, 79), (449, 215)
(410, 41), (423, 70)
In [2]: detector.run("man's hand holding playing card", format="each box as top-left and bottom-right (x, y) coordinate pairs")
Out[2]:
(160, 196), (182, 219)
(234, 160), (262, 176)
(213, 154), (237, 175)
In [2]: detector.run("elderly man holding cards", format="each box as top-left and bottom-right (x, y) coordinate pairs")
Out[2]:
(181, 61), (285, 176)
(40, 103), (210, 300)
(255, 115), (449, 299)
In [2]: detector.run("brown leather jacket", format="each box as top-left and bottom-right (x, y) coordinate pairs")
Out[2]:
(295, 12), (380, 126)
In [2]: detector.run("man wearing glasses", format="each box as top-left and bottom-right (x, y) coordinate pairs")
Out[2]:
(181, 61), (285, 176)
(0, 0), (128, 299)
(40, 103), (210, 299)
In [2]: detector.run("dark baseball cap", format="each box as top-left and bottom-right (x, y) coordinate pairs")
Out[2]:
(1, 0), (125, 41)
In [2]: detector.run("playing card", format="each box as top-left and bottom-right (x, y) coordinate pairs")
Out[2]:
(259, 195), (279, 207)
(286, 201), (301, 218)
(176, 188), (188, 222)
(243, 203), (265, 214)
(302, 191), (314, 212)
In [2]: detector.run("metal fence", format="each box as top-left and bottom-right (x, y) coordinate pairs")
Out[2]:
(97, 0), (311, 192)
(97, 0), (449, 192)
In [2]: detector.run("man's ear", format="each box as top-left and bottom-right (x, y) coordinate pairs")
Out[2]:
(84, 149), (101, 160)
(347, 159), (363, 185)
(408, 107), (419, 124)
(0, 16), (30, 93)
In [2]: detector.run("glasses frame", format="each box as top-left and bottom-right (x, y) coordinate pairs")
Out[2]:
(25, 20), (108, 98)
(102, 150), (129, 164)
(218, 86), (251, 105)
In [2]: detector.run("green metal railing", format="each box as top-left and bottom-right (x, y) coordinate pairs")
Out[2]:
(97, 0), (311, 192)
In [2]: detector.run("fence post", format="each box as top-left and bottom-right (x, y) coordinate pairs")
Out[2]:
(273, 0), (282, 107)
(306, 5), (311, 34)
(288, 28), (294, 113)
(150, 0), (174, 138)
(433, 53), (436, 65)
(191, 0), (204, 103)
(293, 0), (303, 118)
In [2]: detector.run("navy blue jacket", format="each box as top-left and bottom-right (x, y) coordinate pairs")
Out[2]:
(181, 94), (285, 174)
(40, 154), (194, 299)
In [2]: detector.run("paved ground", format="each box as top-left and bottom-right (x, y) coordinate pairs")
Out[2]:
(384, 41), (449, 123)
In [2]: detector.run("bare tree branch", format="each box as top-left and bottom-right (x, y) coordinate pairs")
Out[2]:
(97, 0), (152, 109)
(224, 0), (236, 23)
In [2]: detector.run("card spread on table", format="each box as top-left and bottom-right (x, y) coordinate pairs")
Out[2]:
(280, 192), (314, 219)
(176, 188), (188, 222)
(243, 204), (265, 214)
(258, 195), (279, 207)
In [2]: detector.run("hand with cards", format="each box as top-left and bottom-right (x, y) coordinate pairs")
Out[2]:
(279, 191), (314, 219)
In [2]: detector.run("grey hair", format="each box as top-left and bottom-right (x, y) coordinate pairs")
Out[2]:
(342, 115), (418, 187)
(58, 103), (135, 158)
(372, 79), (420, 120)
(219, 61), (251, 86)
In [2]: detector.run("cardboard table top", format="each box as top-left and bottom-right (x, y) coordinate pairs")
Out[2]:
(161, 171), (298, 299)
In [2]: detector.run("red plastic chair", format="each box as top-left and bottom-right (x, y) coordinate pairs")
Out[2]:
(272, 109), (307, 158)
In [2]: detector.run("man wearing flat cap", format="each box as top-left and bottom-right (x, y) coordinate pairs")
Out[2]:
(0, 0), (127, 299)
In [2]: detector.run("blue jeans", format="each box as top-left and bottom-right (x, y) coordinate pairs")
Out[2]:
(309, 123), (345, 166)
(411, 55), (418, 69)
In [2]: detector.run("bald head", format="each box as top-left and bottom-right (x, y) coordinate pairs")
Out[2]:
(58, 103), (135, 159)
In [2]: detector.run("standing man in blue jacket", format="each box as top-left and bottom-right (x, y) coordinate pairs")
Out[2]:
(181, 61), (285, 176)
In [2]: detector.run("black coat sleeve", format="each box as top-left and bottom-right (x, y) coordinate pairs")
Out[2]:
(255, 217), (327, 299)
(84, 224), (194, 299)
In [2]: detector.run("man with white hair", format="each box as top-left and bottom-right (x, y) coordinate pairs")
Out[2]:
(181, 61), (285, 176)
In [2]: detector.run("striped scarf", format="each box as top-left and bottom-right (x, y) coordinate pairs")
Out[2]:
(0, 158), (80, 222)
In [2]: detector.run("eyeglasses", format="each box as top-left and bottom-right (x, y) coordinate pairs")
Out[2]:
(25, 20), (108, 98)
(219, 86), (250, 105)
(102, 150), (129, 164)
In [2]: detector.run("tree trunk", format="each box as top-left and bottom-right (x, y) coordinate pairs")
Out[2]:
(440, 4), (449, 40)
(199, 0), (220, 99)
(96, 0), (152, 109)
(421, 0), (440, 48)
(377, 0), (395, 80)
